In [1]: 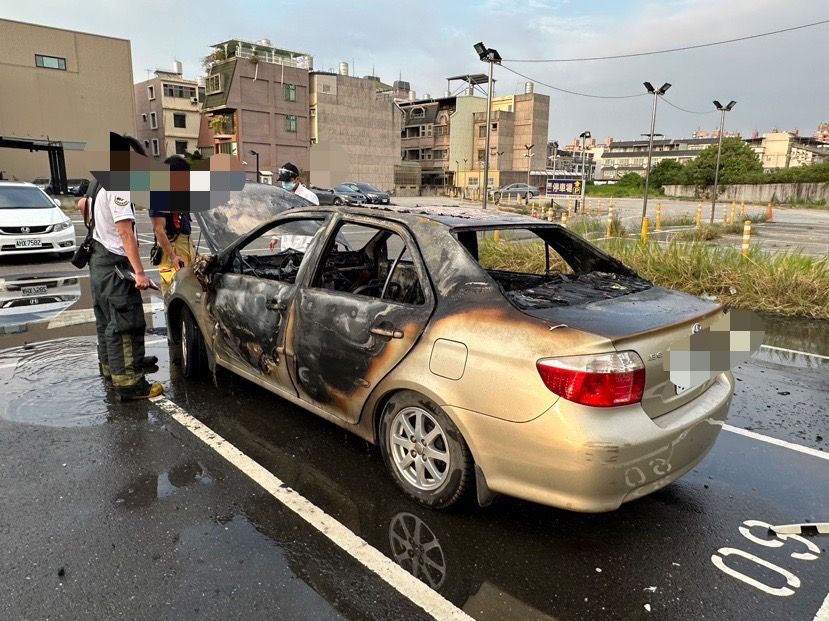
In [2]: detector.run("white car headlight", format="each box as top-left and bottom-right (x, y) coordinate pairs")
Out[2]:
(52, 221), (72, 232)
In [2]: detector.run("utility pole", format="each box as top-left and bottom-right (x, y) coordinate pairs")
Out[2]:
(524, 143), (534, 205)
(641, 82), (671, 225)
(248, 149), (260, 183)
(710, 100), (737, 224)
(578, 131), (590, 213)
(474, 42), (502, 210)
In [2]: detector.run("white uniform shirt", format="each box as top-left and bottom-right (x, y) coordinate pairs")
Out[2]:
(92, 188), (135, 256)
(294, 183), (319, 205)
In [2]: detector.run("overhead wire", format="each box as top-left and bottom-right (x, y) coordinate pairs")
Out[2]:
(502, 19), (829, 62)
(661, 97), (717, 115)
(498, 63), (647, 99)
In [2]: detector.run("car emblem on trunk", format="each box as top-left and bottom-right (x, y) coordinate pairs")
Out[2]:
(21, 226), (30, 234)
(692, 322), (703, 334)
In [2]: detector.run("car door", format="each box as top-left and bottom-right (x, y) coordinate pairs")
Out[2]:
(210, 216), (331, 395)
(288, 215), (434, 424)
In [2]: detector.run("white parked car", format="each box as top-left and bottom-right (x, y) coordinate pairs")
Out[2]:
(0, 182), (75, 258)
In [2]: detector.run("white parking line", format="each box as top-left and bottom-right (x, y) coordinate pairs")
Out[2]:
(759, 345), (829, 361)
(816, 593), (829, 621)
(723, 425), (829, 462)
(151, 396), (474, 621)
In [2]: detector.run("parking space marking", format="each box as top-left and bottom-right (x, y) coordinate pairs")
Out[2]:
(723, 425), (829, 462)
(759, 345), (829, 361)
(151, 396), (474, 621)
(816, 593), (829, 621)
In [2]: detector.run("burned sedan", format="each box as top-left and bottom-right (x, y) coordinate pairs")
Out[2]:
(166, 184), (744, 511)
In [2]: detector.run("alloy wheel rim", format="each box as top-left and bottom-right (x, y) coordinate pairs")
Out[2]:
(390, 406), (450, 491)
(181, 317), (189, 367)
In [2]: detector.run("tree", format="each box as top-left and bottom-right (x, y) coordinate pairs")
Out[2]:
(617, 172), (644, 187)
(684, 138), (763, 188)
(649, 159), (686, 188)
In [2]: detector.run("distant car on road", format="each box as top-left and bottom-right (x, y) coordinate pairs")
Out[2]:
(340, 182), (390, 205)
(67, 178), (90, 197)
(492, 183), (539, 203)
(0, 182), (75, 258)
(333, 184), (371, 205)
(31, 177), (55, 194)
(311, 186), (366, 206)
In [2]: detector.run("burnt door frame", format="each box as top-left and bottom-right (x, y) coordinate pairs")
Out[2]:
(288, 214), (436, 424)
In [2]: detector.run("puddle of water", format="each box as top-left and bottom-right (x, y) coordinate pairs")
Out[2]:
(115, 461), (212, 509)
(759, 313), (829, 358)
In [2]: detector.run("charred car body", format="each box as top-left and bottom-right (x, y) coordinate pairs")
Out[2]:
(166, 184), (744, 511)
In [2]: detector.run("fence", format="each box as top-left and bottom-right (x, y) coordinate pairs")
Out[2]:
(663, 182), (829, 204)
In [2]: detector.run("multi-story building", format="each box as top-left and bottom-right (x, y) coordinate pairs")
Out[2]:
(0, 18), (135, 189)
(134, 65), (201, 160)
(202, 38), (313, 182)
(745, 132), (829, 170)
(398, 78), (550, 192)
(547, 143), (595, 179)
(309, 64), (402, 191)
(598, 137), (720, 181)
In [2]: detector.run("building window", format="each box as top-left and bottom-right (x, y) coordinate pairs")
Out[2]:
(426, 124), (433, 137)
(143, 140), (150, 148)
(284, 84), (297, 101)
(35, 54), (66, 70)
(468, 177), (478, 186)
(478, 125), (486, 138)
(163, 83), (196, 99)
(175, 140), (188, 155)
(173, 113), (186, 128)
(206, 74), (221, 94)
(151, 139), (160, 157)
(286, 115), (297, 133)
(150, 112), (158, 129)
(411, 108), (424, 118)
(437, 125), (448, 136)
(322, 84), (332, 94)
(491, 123), (498, 132)
(141, 113), (147, 122)
(478, 149), (485, 161)
(147, 85), (155, 100)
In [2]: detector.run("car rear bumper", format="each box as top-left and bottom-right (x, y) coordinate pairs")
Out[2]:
(0, 228), (76, 255)
(446, 371), (734, 512)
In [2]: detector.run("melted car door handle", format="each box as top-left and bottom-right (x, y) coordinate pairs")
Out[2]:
(266, 299), (287, 312)
(370, 324), (404, 339)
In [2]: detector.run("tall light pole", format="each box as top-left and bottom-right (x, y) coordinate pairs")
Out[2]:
(474, 42), (502, 210)
(524, 143), (534, 204)
(248, 149), (260, 183)
(710, 100), (737, 224)
(578, 131), (590, 213)
(641, 82), (671, 223)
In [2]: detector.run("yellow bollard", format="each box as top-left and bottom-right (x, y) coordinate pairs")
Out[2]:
(547, 209), (553, 222)
(722, 204), (729, 225)
(531, 207), (538, 218)
(640, 217), (650, 242)
(730, 201), (736, 226)
(606, 211), (613, 238)
(561, 212), (568, 228)
(568, 199), (573, 215)
(656, 203), (662, 232)
(741, 220), (751, 256)
(740, 202), (746, 218)
(696, 204), (703, 228)
(493, 230), (501, 242)
(766, 203), (774, 223)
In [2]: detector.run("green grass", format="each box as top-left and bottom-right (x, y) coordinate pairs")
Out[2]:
(586, 185), (662, 198)
(478, 236), (829, 320)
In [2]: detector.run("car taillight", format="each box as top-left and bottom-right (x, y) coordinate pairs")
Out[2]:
(536, 351), (645, 408)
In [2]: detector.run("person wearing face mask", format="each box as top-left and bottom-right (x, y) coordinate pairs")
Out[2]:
(270, 162), (319, 252)
(277, 162), (318, 205)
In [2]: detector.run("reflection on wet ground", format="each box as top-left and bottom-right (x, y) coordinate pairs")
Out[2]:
(761, 313), (829, 357)
(115, 462), (214, 510)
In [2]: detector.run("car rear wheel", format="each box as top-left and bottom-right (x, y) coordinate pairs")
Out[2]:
(380, 391), (472, 509)
(333, 197), (343, 206)
(180, 306), (207, 379)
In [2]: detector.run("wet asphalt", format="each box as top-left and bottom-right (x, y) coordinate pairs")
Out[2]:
(1, 213), (827, 621)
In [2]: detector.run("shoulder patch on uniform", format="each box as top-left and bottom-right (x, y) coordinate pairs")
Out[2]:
(114, 196), (129, 207)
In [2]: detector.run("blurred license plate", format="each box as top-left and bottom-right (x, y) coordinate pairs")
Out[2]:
(22, 285), (47, 296)
(16, 239), (42, 248)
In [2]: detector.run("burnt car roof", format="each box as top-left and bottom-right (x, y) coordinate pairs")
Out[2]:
(288, 203), (546, 229)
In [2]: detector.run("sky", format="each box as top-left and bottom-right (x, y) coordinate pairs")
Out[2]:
(2, 0), (827, 144)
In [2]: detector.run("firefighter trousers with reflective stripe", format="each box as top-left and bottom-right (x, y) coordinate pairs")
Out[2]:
(89, 240), (147, 388)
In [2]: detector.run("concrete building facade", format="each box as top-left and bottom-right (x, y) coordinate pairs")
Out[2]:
(309, 69), (402, 191)
(598, 137), (720, 181)
(134, 68), (201, 160)
(0, 19), (135, 184)
(745, 132), (829, 170)
(202, 39), (313, 182)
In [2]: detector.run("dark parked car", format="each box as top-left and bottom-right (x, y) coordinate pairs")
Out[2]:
(311, 186), (366, 206)
(164, 183), (752, 511)
(333, 184), (370, 205)
(492, 183), (539, 203)
(67, 178), (90, 196)
(31, 177), (55, 194)
(340, 182), (390, 205)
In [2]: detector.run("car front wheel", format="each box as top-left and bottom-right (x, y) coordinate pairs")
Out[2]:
(333, 197), (343, 206)
(493, 192), (501, 204)
(380, 391), (472, 509)
(180, 306), (207, 379)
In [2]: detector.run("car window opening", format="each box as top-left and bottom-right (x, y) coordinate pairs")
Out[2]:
(457, 227), (651, 309)
(313, 222), (426, 305)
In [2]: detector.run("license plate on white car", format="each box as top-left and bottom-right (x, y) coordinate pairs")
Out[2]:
(22, 285), (48, 296)
(15, 239), (42, 248)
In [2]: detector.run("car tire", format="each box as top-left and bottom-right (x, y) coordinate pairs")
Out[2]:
(333, 197), (343, 206)
(379, 391), (472, 510)
(180, 306), (207, 380)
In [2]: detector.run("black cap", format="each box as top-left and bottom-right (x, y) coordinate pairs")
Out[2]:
(277, 162), (300, 182)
